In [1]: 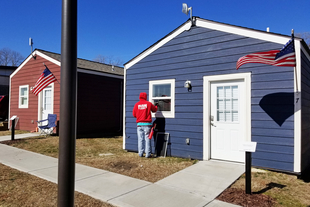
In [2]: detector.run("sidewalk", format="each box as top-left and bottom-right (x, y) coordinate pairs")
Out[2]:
(0, 132), (40, 142)
(0, 134), (243, 207)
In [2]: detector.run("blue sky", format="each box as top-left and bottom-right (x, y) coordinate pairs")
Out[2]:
(1, 0), (309, 65)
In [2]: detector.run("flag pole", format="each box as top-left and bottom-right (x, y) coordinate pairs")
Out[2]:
(43, 63), (61, 84)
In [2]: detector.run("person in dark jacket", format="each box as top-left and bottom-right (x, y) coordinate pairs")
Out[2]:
(133, 92), (158, 158)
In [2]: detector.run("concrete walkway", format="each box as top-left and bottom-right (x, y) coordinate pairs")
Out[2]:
(0, 132), (40, 142)
(0, 134), (243, 207)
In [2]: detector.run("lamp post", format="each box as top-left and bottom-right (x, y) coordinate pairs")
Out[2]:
(57, 0), (77, 206)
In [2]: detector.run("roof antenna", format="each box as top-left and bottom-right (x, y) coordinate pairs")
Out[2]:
(182, 3), (194, 26)
(29, 37), (36, 59)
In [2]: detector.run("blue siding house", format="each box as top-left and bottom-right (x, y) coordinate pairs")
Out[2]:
(123, 17), (310, 174)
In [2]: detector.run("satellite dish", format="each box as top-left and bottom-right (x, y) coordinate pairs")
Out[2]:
(29, 37), (33, 46)
(182, 3), (189, 15)
(182, 3), (192, 21)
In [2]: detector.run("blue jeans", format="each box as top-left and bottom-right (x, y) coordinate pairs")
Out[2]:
(137, 126), (152, 157)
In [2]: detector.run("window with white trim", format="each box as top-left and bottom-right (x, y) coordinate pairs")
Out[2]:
(19, 85), (29, 108)
(149, 79), (175, 118)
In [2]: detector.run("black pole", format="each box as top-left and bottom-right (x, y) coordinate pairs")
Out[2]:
(245, 151), (252, 194)
(57, 0), (77, 206)
(11, 119), (15, 141)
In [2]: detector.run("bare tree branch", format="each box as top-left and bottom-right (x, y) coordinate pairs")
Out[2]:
(0, 48), (24, 66)
(93, 54), (124, 67)
(296, 32), (310, 48)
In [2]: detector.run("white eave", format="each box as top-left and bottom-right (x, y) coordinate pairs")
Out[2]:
(10, 50), (60, 79)
(10, 50), (124, 80)
(125, 17), (298, 70)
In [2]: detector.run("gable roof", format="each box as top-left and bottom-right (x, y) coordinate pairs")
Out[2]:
(125, 17), (307, 69)
(38, 49), (124, 76)
(11, 49), (124, 79)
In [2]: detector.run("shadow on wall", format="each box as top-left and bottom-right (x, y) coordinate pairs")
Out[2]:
(259, 92), (295, 126)
(153, 116), (171, 157)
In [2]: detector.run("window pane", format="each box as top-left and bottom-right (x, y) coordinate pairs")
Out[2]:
(232, 111), (238, 122)
(232, 86), (238, 98)
(21, 87), (27, 96)
(44, 90), (52, 110)
(224, 86), (231, 98)
(153, 84), (171, 97)
(217, 87), (224, 98)
(225, 111), (231, 122)
(225, 99), (231, 110)
(21, 97), (27, 105)
(218, 111), (224, 121)
(217, 99), (224, 110)
(232, 99), (238, 110)
(154, 99), (171, 111)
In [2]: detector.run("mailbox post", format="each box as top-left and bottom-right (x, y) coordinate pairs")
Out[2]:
(240, 142), (257, 195)
(10, 116), (17, 141)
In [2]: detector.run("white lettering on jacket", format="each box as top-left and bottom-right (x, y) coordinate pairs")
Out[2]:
(138, 104), (147, 110)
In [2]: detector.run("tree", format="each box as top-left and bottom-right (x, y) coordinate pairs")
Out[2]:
(0, 48), (24, 66)
(93, 54), (124, 67)
(296, 32), (310, 49)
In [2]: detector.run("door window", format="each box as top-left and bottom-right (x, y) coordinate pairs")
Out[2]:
(43, 89), (52, 111)
(217, 85), (239, 122)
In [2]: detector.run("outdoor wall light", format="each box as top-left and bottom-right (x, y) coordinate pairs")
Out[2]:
(184, 80), (192, 91)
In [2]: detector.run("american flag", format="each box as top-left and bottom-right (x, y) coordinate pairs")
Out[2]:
(32, 66), (57, 96)
(236, 39), (296, 69)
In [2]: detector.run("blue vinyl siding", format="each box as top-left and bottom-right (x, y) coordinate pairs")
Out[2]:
(125, 26), (295, 171)
(301, 51), (310, 172)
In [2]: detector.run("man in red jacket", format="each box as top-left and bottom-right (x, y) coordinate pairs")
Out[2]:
(133, 92), (158, 158)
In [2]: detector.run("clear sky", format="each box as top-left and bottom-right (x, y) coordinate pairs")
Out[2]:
(1, 0), (309, 65)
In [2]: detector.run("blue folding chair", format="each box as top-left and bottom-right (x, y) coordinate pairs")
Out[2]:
(37, 114), (57, 136)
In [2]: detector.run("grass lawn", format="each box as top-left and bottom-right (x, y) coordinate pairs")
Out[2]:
(1, 132), (310, 206)
(1, 135), (195, 182)
(0, 130), (30, 136)
(0, 163), (114, 207)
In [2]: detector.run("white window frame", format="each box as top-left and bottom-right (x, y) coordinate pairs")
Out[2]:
(149, 79), (175, 118)
(19, 85), (29, 108)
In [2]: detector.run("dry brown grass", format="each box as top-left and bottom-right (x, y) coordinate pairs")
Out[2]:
(2, 133), (309, 207)
(0, 134), (194, 206)
(0, 130), (30, 136)
(1, 135), (196, 183)
(0, 163), (114, 207)
(218, 170), (310, 207)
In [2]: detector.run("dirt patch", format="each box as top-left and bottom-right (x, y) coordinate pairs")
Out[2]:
(217, 188), (276, 207)
(1, 139), (24, 145)
(108, 161), (138, 171)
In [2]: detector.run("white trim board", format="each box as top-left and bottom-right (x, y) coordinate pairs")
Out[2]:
(123, 66), (128, 149)
(196, 19), (290, 45)
(125, 18), (294, 70)
(10, 50), (60, 78)
(125, 22), (191, 69)
(294, 41), (302, 173)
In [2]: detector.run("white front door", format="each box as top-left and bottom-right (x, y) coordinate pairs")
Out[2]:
(39, 86), (53, 126)
(210, 80), (245, 162)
